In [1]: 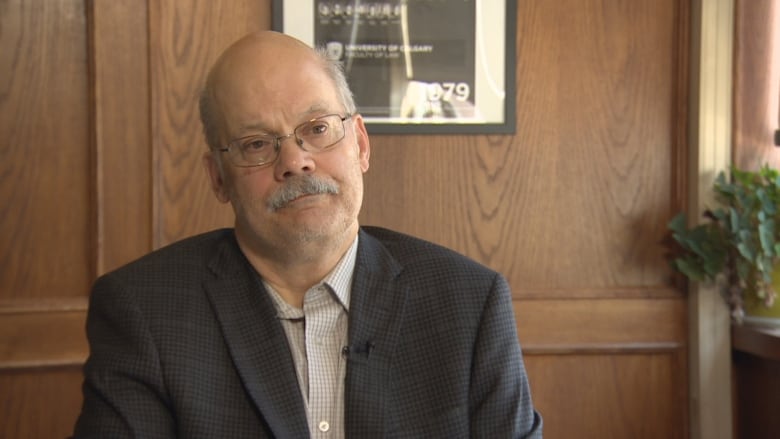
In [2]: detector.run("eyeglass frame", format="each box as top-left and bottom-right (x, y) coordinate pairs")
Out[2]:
(216, 113), (353, 168)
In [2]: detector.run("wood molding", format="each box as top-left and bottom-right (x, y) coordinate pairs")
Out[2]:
(516, 298), (686, 347)
(515, 286), (684, 300)
(0, 309), (88, 371)
(89, 0), (153, 276)
(0, 298), (88, 314)
(523, 342), (683, 355)
(688, 0), (735, 438)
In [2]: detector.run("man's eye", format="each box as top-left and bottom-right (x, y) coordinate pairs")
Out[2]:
(308, 123), (330, 136)
(241, 138), (272, 151)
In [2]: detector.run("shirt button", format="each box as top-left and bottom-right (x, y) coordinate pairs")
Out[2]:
(318, 420), (330, 432)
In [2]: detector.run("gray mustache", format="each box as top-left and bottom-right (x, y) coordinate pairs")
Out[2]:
(267, 176), (339, 210)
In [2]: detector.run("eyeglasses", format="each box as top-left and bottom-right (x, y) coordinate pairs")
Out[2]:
(218, 113), (352, 168)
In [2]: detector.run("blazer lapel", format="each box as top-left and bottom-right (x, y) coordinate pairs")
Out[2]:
(203, 234), (309, 439)
(344, 229), (408, 437)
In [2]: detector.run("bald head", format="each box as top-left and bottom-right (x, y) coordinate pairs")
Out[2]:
(199, 31), (356, 152)
(206, 31), (314, 91)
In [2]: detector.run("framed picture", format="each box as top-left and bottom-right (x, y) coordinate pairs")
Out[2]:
(272, 0), (516, 134)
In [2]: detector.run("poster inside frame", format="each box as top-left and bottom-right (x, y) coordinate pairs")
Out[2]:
(272, 0), (516, 134)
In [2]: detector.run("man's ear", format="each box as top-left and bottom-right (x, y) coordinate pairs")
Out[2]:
(353, 115), (370, 173)
(203, 151), (230, 203)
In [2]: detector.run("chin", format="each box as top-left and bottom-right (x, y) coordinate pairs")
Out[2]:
(294, 217), (354, 243)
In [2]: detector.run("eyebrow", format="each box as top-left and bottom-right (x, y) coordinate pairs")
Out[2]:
(237, 104), (335, 135)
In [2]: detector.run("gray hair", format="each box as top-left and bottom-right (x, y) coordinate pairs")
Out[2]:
(198, 45), (356, 152)
(314, 46), (357, 115)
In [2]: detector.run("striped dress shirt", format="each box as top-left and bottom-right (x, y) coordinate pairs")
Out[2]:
(264, 237), (357, 439)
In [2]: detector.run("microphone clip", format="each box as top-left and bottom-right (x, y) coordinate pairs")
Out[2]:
(341, 341), (375, 359)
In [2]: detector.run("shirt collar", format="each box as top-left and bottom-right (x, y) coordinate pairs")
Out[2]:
(263, 234), (358, 314)
(320, 234), (358, 311)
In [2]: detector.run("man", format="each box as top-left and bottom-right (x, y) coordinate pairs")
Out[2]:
(73, 31), (542, 438)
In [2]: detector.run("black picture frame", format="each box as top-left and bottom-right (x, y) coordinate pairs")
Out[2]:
(272, 1), (516, 134)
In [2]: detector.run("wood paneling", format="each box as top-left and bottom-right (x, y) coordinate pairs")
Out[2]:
(0, 304), (87, 370)
(0, 0), (91, 298)
(0, 0), (693, 437)
(0, 368), (84, 439)
(0, 0), (93, 436)
(90, 0), (153, 274)
(525, 352), (687, 439)
(517, 298), (686, 350)
(519, 297), (688, 437)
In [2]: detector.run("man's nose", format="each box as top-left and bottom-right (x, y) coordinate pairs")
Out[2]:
(273, 135), (315, 179)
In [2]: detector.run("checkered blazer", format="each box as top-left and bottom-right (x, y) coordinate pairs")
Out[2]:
(73, 226), (542, 438)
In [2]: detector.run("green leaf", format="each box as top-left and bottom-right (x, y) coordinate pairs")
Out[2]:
(672, 258), (707, 281)
(759, 219), (775, 256)
(737, 240), (755, 262)
(729, 208), (741, 234)
(667, 213), (688, 234)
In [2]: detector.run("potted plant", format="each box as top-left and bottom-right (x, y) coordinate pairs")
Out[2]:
(668, 164), (780, 326)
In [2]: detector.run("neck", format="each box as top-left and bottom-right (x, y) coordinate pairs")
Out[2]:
(237, 226), (358, 308)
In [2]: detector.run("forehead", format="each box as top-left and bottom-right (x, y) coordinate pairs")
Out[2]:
(212, 53), (342, 135)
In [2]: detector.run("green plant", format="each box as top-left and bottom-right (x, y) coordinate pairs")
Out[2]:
(668, 164), (780, 319)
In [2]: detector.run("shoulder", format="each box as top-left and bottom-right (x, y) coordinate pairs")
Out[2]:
(101, 228), (236, 283)
(87, 229), (240, 320)
(359, 226), (500, 284)
(357, 227), (515, 345)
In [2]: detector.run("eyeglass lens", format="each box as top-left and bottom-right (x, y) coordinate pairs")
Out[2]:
(226, 114), (348, 167)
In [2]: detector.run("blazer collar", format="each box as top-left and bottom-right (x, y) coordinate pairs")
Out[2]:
(203, 232), (309, 439)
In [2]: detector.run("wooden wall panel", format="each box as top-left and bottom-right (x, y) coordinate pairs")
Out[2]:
(0, 368), (84, 439)
(0, 0), (91, 298)
(91, 0), (152, 274)
(516, 298), (686, 350)
(517, 297), (687, 437)
(0, 0), (693, 437)
(0, 306), (87, 369)
(525, 352), (687, 439)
